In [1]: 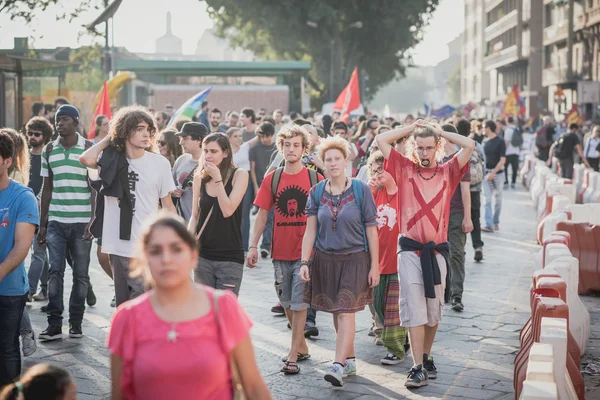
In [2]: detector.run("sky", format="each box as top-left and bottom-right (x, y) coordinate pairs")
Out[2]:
(0, 0), (464, 66)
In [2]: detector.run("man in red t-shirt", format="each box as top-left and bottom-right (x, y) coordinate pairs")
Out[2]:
(247, 125), (323, 375)
(376, 120), (474, 388)
(366, 151), (408, 367)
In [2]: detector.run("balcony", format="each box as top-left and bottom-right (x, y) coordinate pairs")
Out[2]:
(543, 22), (569, 45)
(542, 66), (572, 87)
(586, 3), (600, 28)
(484, 45), (519, 71)
(485, 9), (518, 42)
(485, 0), (504, 13)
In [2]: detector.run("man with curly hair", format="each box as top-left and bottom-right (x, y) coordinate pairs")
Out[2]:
(376, 119), (474, 388)
(80, 106), (176, 307)
(247, 125), (323, 375)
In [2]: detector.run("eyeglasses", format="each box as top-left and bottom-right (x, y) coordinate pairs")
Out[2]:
(416, 146), (436, 154)
(27, 131), (42, 137)
(370, 166), (384, 174)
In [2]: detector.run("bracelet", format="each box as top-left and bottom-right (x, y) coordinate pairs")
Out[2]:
(300, 260), (309, 267)
(214, 180), (223, 184)
(249, 246), (257, 249)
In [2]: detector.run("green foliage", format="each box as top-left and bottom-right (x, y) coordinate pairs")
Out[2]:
(204, 0), (440, 104)
(67, 45), (104, 92)
(447, 63), (461, 106)
(0, 0), (99, 25)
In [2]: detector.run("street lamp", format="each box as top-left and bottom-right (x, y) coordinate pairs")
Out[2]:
(306, 20), (363, 102)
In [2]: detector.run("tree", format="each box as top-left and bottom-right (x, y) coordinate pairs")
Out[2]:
(447, 63), (461, 106)
(0, 0), (97, 25)
(204, 0), (440, 106)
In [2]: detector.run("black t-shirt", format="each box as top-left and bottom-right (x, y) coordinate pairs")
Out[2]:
(29, 154), (43, 196)
(484, 136), (506, 171)
(557, 132), (580, 160)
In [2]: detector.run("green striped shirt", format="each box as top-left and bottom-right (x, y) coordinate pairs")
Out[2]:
(41, 134), (92, 224)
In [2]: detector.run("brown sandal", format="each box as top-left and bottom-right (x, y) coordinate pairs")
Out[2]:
(281, 361), (300, 375)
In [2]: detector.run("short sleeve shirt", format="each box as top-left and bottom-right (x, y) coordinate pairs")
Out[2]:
(374, 187), (399, 274)
(443, 153), (471, 212)
(384, 148), (467, 244)
(0, 180), (39, 296)
(254, 168), (323, 260)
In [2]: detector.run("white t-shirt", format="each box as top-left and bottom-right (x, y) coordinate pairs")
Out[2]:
(102, 152), (176, 258)
(346, 144), (358, 177)
(503, 126), (520, 156)
(233, 142), (251, 171)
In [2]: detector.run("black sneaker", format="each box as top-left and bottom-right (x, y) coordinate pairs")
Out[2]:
(424, 356), (437, 379)
(261, 249), (270, 259)
(304, 325), (319, 338)
(405, 364), (428, 388)
(474, 248), (483, 262)
(39, 325), (62, 341)
(69, 323), (83, 339)
(451, 298), (464, 312)
(271, 303), (285, 315)
(404, 335), (411, 354)
(86, 285), (97, 307)
(381, 353), (404, 365)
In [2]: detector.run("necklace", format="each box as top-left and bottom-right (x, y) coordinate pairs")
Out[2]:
(328, 178), (348, 231)
(167, 323), (178, 342)
(416, 163), (439, 181)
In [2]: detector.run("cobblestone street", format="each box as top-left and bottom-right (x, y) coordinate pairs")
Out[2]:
(21, 188), (586, 399)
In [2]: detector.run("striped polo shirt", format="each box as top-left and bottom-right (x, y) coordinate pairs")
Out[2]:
(41, 133), (92, 223)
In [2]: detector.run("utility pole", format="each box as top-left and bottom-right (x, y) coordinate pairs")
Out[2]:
(103, 0), (111, 77)
(567, 0), (574, 80)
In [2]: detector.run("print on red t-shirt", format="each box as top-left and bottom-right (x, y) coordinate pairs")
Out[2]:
(374, 187), (400, 275)
(254, 167), (323, 261)
(384, 148), (467, 244)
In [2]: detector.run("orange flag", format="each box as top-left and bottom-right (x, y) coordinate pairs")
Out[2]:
(333, 67), (361, 123)
(566, 104), (583, 126)
(88, 81), (112, 140)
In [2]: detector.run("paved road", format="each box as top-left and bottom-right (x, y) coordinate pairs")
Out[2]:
(21, 188), (564, 399)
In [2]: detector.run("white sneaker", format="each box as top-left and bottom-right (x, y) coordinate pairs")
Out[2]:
(324, 363), (344, 387)
(343, 358), (356, 378)
(21, 331), (37, 357)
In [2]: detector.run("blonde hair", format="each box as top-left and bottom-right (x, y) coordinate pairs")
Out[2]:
(405, 125), (445, 164)
(276, 125), (309, 153)
(367, 151), (385, 178)
(317, 135), (351, 161)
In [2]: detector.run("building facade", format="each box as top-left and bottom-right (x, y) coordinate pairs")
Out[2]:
(461, 0), (490, 104)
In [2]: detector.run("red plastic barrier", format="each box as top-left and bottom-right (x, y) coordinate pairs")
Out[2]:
(556, 221), (600, 294)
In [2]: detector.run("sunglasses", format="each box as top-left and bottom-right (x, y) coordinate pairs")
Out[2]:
(27, 131), (42, 137)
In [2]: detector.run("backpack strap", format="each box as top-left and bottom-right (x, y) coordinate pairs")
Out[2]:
(271, 167), (284, 201)
(351, 178), (368, 252)
(311, 180), (327, 250)
(307, 168), (318, 188)
(44, 142), (55, 180)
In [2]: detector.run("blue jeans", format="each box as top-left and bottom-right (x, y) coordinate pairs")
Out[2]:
(483, 172), (504, 228)
(0, 294), (27, 386)
(241, 182), (254, 252)
(28, 237), (48, 295)
(46, 221), (92, 326)
(260, 207), (274, 251)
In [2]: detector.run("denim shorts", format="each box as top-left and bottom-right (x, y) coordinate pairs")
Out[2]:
(273, 259), (308, 311)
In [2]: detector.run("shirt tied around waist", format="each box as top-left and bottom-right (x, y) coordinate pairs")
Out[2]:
(398, 236), (450, 299)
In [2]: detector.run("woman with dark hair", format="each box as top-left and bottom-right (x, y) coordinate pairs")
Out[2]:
(189, 133), (249, 296)
(94, 115), (109, 143)
(157, 128), (183, 167)
(108, 213), (271, 400)
(0, 363), (76, 400)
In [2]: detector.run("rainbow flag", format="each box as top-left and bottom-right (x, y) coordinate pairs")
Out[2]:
(167, 87), (212, 128)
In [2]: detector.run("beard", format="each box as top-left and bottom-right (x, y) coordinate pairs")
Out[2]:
(211, 121), (219, 128)
(29, 139), (43, 147)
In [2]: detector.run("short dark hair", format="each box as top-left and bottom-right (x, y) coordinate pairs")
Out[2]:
(256, 121), (275, 136)
(289, 111), (299, 120)
(262, 116), (276, 125)
(31, 101), (44, 117)
(496, 118), (506, 125)
(26, 116), (54, 144)
(484, 120), (497, 132)
(456, 118), (471, 137)
(294, 118), (311, 126)
(367, 118), (378, 130)
(333, 121), (348, 132)
(507, 116), (514, 124)
(54, 96), (69, 107)
(44, 104), (55, 114)
(391, 121), (402, 128)
(358, 115), (367, 122)
(241, 107), (256, 123)
(0, 131), (14, 160)
(569, 123), (579, 130)
(441, 123), (457, 133)
(210, 108), (221, 115)
(201, 101), (209, 108)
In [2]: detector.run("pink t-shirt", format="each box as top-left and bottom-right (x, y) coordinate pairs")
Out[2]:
(107, 287), (252, 400)
(384, 148), (467, 244)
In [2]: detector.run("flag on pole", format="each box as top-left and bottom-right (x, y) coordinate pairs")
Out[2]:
(167, 87), (212, 128)
(423, 104), (431, 117)
(503, 85), (526, 117)
(566, 104), (583, 126)
(333, 67), (360, 123)
(88, 81), (111, 140)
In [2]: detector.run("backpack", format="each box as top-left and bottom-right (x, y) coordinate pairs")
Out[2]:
(535, 127), (549, 148)
(469, 148), (484, 187)
(510, 126), (524, 148)
(554, 135), (570, 160)
(311, 179), (368, 252)
(271, 167), (319, 200)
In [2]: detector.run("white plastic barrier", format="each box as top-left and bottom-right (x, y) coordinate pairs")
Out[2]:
(521, 342), (557, 400)
(546, 256), (591, 354)
(566, 203), (600, 224)
(539, 211), (570, 245)
(520, 380), (558, 400)
(551, 194), (571, 212)
(573, 164), (586, 195)
(583, 172), (600, 204)
(535, 243), (572, 271)
(539, 317), (578, 400)
(537, 180), (566, 221)
(531, 166), (553, 203)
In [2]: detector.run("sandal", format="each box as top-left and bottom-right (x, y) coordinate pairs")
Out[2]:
(281, 361), (300, 375)
(282, 353), (311, 362)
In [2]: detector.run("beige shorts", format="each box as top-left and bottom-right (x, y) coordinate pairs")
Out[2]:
(398, 251), (447, 328)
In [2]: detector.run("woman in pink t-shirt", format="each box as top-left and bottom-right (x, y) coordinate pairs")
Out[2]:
(107, 214), (271, 400)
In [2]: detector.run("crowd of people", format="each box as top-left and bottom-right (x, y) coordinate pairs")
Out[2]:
(1, 94), (598, 399)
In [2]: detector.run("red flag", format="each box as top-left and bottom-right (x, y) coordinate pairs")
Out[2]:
(88, 81), (112, 139)
(333, 67), (361, 123)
